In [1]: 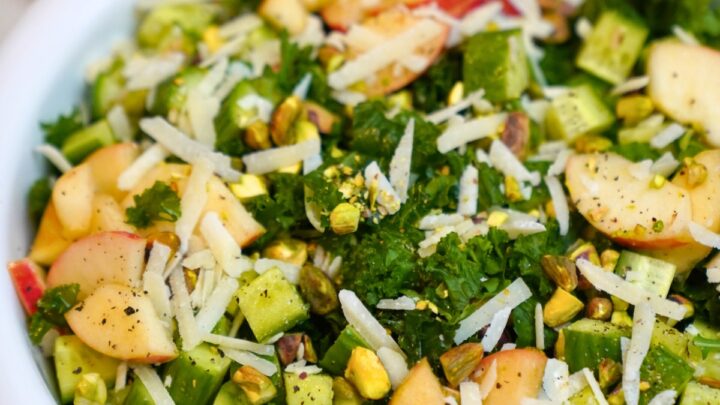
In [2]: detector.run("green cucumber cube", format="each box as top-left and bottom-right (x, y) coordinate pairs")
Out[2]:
(238, 268), (309, 343)
(564, 319), (630, 373)
(283, 373), (333, 405)
(640, 346), (693, 404)
(54, 335), (119, 404)
(163, 343), (231, 405)
(680, 381), (720, 405)
(61, 120), (116, 163)
(614, 250), (676, 298)
(318, 325), (371, 375)
(463, 29), (529, 102)
(576, 10), (649, 85)
(213, 382), (252, 405)
(545, 85), (614, 143)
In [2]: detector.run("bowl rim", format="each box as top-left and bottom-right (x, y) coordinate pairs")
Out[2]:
(0, 1), (134, 403)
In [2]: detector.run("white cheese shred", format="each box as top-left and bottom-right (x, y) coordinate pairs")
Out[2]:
(458, 165), (479, 216)
(672, 25), (700, 45)
(437, 113), (507, 153)
(195, 276), (239, 333)
(543, 358), (570, 402)
(583, 368), (609, 405)
(610, 76), (650, 96)
(576, 259), (686, 320)
(200, 212), (251, 277)
(182, 249), (216, 270)
(169, 267), (201, 351)
(115, 362), (128, 392)
(455, 278), (532, 344)
(544, 175), (569, 235)
(490, 140), (541, 185)
(481, 306), (512, 352)
(650, 152), (680, 177)
(117, 143), (169, 191)
(35, 144), (73, 173)
(648, 390), (677, 405)
(650, 123), (686, 149)
(623, 302), (655, 405)
(377, 347), (409, 390)
(460, 2), (503, 36)
(107, 105), (133, 142)
(254, 258), (300, 284)
(176, 159), (214, 252)
(535, 302), (545, 350)
(365, 161), (402, 214)
(689, 221), (720, 249)
(205, 333), (275, 356)
(132, 365), (175, 405)
(460, 381), (483, 405)
(124, 53), (184, 91)
(419, 213), (465, 230)
(243, 138), (321, 175)
(292, 73), (313, 100)
(389, 119), (415, 203)
(376, 296), (416, 311)
(426, 90), (487, 124)
(338, 289), (405, 355)
(223, 349), (277, 376)
(140, 117), (241, 181)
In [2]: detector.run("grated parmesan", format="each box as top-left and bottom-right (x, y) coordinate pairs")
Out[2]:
(650, 123), (686, 149)
(535, 302), (545, 350)
(285, 361), (323, 375)
(115, 362), (128, 392)
(132, 365), (175, 405)
(455, 278), (532, 344)
(377, 347), (409, 389)
(648, 390), (677, 405)
(458, 165), (479, 216)
(107, 105), (133, 142)
(35, 144), (73, 173)
(650, 152), (679, 177)
(117, 143), (169, 191)
(460, 381), (483, 405)
(389, 119), (415, 203)
(169, 267), (201, 351)
(583, 368), (608, 405)
(623, 302), (655, 405)
(200, 212), (252, 277)
(611, 76), (650, 96)
(223, 348), (277, 376)
(489, 140), (541, 185)
(689, 221), (720, 249)
(176, 159), (214, 252)
(419, 213), (465, 230)
(575, 17), (593, 39)
(576, 259), (686, 320)
(437, 113), (507, 153)
(243, 138), (321, 175)
(124, 53), (184, 91)
(543, 358), (570, 403)
(195, 276), (239, 333)
(427, 90), (487, 124)
(544, 175), (569, 235)
(292, 73), (313, 100)
(140, 117), (241, 181)
(460, 1), (503, 36)
(182, 249), (216, 270)
(365, 161), (402, 214)
(254, 259), (300, 284)
(672, 25), (700, 45)
(376, 296), (416, 311)
(481, 306), (512, 352)
(204, 333), (275, 356)
(338, 289), (405, 355)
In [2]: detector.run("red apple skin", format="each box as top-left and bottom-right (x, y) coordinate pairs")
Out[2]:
(8, 259), (46, 315)
(437, 0), (519, 17)
(321, 0), (429, 31)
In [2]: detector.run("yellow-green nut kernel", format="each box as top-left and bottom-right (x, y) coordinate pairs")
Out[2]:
(333, 377), (363, 405)
(262, 238), (308, 267)
(230, 174), (268, 201)
(270, 96), (303, 146)
(232, 365), (278, 405)
(146, 231), (180, 259)
(439, 343), (484, 387)
(574, 135), (613, 153)
(611, 311), (633, 328)
(540, 255), (578, 291)
(293, 120), (320, 143)
(330, 203), (360, 235)
(586, 297), (613, 321)
(448, 82), (465, 106)
(598, 358), (622, 390)
(684, 158), (708, 188)
(244, 121), (272, 150)
(543, 288), (584, 327)
(569, 242), (601, 266)
(344, 347), (391, 400)
(74, 373), (107, 405)
(616, 95), (654, 126)
(387, 91), (413, 111)
(600, 249), (620, 271)
(298, 264), (339, 315)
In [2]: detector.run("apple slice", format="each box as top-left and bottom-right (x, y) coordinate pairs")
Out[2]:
(84, 143), (139, 201)
(648, 42), (720, 147)
(259, 0), (309, 35)
(65, 283), (177, 363)
(328, 8), (449, 97)
(29, 202), (74, 266)
(8, 259), (46, 315)
(389, 358), (445, 405)
(204, 176), (265, 248)
(121, 163), (191, 210)
(90, 194), (135, 234)
(471, 348), (547, 405)
(47, 231), (147, 299)
(52, 163), (95, 239)
(565, 153), (693, 249)
(321, 0), (428, 31)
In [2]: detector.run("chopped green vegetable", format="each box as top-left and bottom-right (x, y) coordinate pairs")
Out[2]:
(41, 108), (84, 148)
(27, 177), (52, 223)
(29, 284), (80, 344)
(125, 181), (182, 228)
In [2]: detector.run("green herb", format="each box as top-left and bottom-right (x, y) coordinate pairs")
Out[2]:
(29, 284), (80, 344)
(380, 310), (457, 371)
(609, 142), (661, 162)
(410, 51), (463, 112)
(125, 181), (182, 228)
(512, 297), (558, 349)
(28, 177), (53, 223)
(244, 173), (307, 247)
(277, 32), (336, 108)
(41, 108), (84, 148)
(476, 163), (507, 211)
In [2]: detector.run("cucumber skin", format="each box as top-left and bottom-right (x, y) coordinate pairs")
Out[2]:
(123, 379), (155, 405)
(640, 346), (693, 405)
(283, 373), (334, 405)
(564, 319), (630, 373)
(212, 382), (251, 405)
(61, 120), (116, 164)
(318, 326), (371, 376)
(54, 335), (119, 404)
(680, 381), (720, 405)
(163, 343), (232, 405)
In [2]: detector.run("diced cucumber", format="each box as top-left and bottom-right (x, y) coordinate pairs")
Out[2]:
(123, 378), (155, 405)
(463, 29), (529, 103)
(564, 319), (630, 373)
(680, 381), (720, 405)
(614, 251), (676, 298)
(318, 326), (371, 375)
(137, 4), (216, 49)
(54, 335), (119, 404)
(61, 120), (116, 163)
(652, 321), (689, 358)
(640, 345), (694, 404)
(237, 268), (309, 342)
(545, 85), (614, 143)
(150, 67), (206, 117)
(212, 381), (251, 405)
(91, 61), (147, 120)
(108, 385), (130, 405)
(212, 314), (232, 336)
(228, 353), (284, 405)
(283, 373), (333, 405)
(162, 343), (231, 405)
(568, 386), (599, 405)
(576, 10), (649, 85)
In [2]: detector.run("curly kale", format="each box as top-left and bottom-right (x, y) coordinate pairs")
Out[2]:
(125, 181), (182, 228)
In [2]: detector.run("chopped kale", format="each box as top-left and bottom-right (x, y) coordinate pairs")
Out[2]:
(277, 32), (338, 109)
(28, 177), (53, 223)
(476, 163), (507, 211)
(512, 297), (558, 349)
(40, 108), (84, 148)
(29, 284), (80, 344)
(609, 142), (662, 162)
(244, 173), (307, 248)
(125, 181), (182, 228)
(410, 51), (463, 112)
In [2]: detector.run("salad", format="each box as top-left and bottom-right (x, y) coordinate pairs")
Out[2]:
(9, 0), (720, 404)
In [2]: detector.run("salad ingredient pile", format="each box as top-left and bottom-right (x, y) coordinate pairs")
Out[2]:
(10, 0), (720, 404)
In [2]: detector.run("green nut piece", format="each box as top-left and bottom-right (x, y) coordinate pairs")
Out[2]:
(232, 365), (278, 405)
(543, 288), (584, 327)
(616, 95), (654, 126)
(270, 96), (303, 146)
(74, 373), (107, 405)
(439, 343), (484, 387)
(598, 358), (622, 390)
(540, 255), (578, 291)
(244, 121), (272, 150)
(574, 135), (613, 153)
(230, 174), (269, 201)
(262, 238), (308, 267)
(298, 264), (339, 315)
(345, 347), (391, 400)
(293, 120), (320, 143)
(333, 377), (363, 405)
(586, 297), (613, 321)
(330, 203), (360, 235)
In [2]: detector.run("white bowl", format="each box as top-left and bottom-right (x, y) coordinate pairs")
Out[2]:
(0, 1), (134, 402)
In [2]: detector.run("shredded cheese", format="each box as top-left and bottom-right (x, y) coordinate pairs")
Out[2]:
(672, 25), (700, 45)
(285, 361), (323, 375)
(575, 259), (687, 320)
(648, 390), (677, 405)
(535, 302), (545, 350)
(176, 159), (214, 252)
(223, 349), (277, 376)
(169, 268), (202, 351)
(455, 278), (532, 344)
(389, 119), (415, 203)
(623, 302), (655, 405)
(427, 90), (487, 124)
(182, 249), (216, 270)
(292, 73), (313, 100)
(611, 76), (650, 96)
(243, 138), (321, 175)
(437, 113), (507, 153)
(547, 149), (571, 176)
(35, 144), (73, 173)
(567, 370), (589, 398)
(218, 14), (263, 39)
(458, 165), (479, 216)
(187, 90), (220, 147)
(689, 221), (720, 249)
(107, 105), (133, 142)
(365, 161), (402, 214)
(460, 381), (483, 405)
(575, 17), (593, 39)
(200, 212), (251, 277)
(132, 365), (175, 405)
(115, 362), (128, 392)
(124, 53), (184, 91)
(650, 123), (686, 149)
(237, 94), (274, 123)
(377, 347), (409, 389)
(140, 117), (240, 181)
(460, 1), (503, 36)
(489, 140), (541, 186)
(376, 296), (416, 311)
(419, 213), (465, 230)
(544, 175), (569, 235)
(204, 333), (274, 356)
(543, 358), (570, 403)
(117, 143), (169, 191)
(650, 152), (679, 177)
(338, 289), (405, 355)
(583, 368), (609, 405)
(254, 259), (300, 284)
(481, 306), (512, 352)
(195, 276), (239, 333)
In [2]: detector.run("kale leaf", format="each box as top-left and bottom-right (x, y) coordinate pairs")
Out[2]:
(379, 310), (457, 371)
(244, 173), (307, 248)
(609, 142), (661, 162)
(28, 177), (53, 223)
(277, 32), (337, 108)
(125, 181), (182, 228)
(29, 284), (80, 344)
(476, 163), (507, 211)
(410, 51), (463, 112)
(512, 297), (558, 349)
(41, 108), (84, 148)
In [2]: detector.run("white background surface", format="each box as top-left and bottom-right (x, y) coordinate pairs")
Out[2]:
(0, 0), (31, 42)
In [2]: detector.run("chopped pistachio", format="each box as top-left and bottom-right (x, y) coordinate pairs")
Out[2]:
(440, 343), (484, 387)
(543, 288), (584, 327)
(540, 255), (578, 291)
(607, 385), (625, 405)
(504, 175), (524, 202)
(345, 347), (391, 400)
(244, 121), (272, 150)
(611, 311), (633, 327)
(74, 373), (107, 405)
(146, 231), (180, 258)
(652, 220), (665, 233)
(332, 377), (363, 405)
(298, 264), (339, 315)
(616, 95), (654, 125)
(262, 238), (308, 266)
(387, 91), (413, 111)
(600, 249), (620, 271)
(684, 158), (708, 188)
(293, 120), (320, 143)
(487, 211), (509, 227)
(586, 297), (613, 321)
(230, 174), (268, 201)
(302, 334), (318, 363)
(611, 296), (629, 311)
(555, 329), (566, 360)
(304, 101), (338, 134)
(276, 333), (303, 366)
(649, 174), (666, 189)
(232, 365), (278, 404)
(448, 82), (465, 106)
(598, 358), (622, 390)
(202, 26), (223, 53)
(330, 203), (360, 235)
(574, 135), (612, 153)
(568, 242), (601, 266)
(270, 96), (303, 146)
